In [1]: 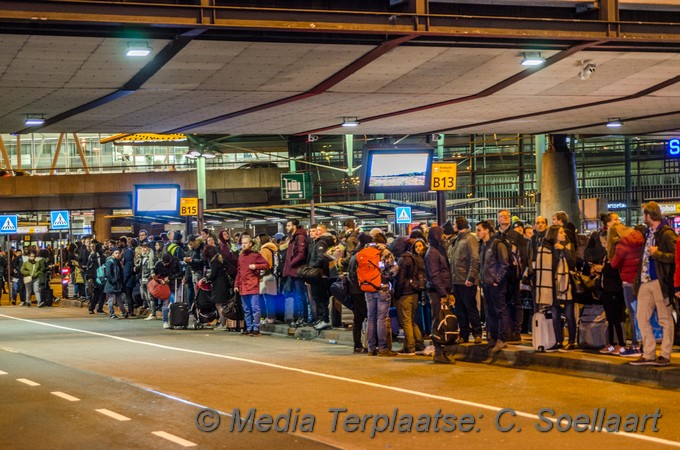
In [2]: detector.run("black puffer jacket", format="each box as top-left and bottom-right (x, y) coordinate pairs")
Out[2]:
(424, 227), (452, 297)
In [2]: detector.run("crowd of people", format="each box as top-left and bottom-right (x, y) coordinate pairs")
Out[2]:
(3, 201), (678, 366)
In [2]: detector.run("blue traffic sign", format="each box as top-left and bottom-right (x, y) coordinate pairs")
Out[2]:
(0, 215), (18, 234)
(395, 207), (412, 224)
(50, 210), (70, 230)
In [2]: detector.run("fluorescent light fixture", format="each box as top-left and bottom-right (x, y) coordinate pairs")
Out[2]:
(606, 118), (623, 128)
(24, 114), (45, 126)
(520, 52), (545, 66)
(341, 117), (360, 127)
(126, 42), (151, 57)
(202, 152), (216, 159)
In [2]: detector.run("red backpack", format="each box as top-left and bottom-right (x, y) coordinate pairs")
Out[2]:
(356, 246), (382, 293)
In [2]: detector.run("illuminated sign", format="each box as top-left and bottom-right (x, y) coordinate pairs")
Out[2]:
(607, 203), (627, 210)
(669, 139), (680, 157)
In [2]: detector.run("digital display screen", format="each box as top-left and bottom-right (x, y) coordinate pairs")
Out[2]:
(360, 147), (434, 194)
(133, 184), (180, 216)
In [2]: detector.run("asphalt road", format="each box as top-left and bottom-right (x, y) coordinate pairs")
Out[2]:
(1, 305), (679, 449)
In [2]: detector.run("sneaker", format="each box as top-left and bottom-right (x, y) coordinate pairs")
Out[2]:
(491, 340), (507, 353)
(96, 311), (106, 315)
(545, 343), (562, 353)
(378, 349), (398, 357)
(654, 356), (671, 366)
(144, 315), (157, 321)
(240, 330), (251, 336)
(313, 320), (331, 331)
(38, 302), (46, 308)
(11, 301), (16, 305)
(507, 333), (523, 344)
(88, 310), (94, 315)
(353, 347), (368, 354)
(162, 322), (170, 329)
(368, 349), (378, 356)
(265, 318), (276, 324)
(599, 345), (615, 354)
(619, 347), (643, 358)
(474, 336), (483, 344)
(250, 330), (261, 336)
(611, 345), (623, 355)
(563, 343), (577, 351)
(397, 349), (416, 356)
(110, 314), (119, 319)
(433, 354), (453, 364)
(629, 356), (657, 366)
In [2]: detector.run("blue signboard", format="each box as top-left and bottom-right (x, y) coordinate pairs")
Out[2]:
(0, 215), (18, 234)
(669, 139), (680, 157)
(395, 207), (412, 224)
(50, 210), (70, 230)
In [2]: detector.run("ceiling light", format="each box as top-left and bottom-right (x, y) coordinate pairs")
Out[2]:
(606, 118), (623, 128)
(202, 151), (216, 159)
(189, 150), (201, 157)
(520, 52), (545, 66)
(125, 42), (151, 57)
(341, 117), (360, 127)
(24, 114), (45, 126)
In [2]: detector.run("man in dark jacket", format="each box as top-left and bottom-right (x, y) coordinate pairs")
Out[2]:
(309, 223), (335, 331)
(449, 216), (482, 344)
(283, 219), (310, 326)
(476, 221), (510, 353)
(391, 236), (424, 355)
(104, 248), (128, 319)
(630, 202), (677, 366)
(496, 209), (525, 343)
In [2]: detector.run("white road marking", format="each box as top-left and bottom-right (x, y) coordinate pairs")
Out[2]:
(51, 391), (80, 402)
(16, 378), (40, 386)
(95, 409), (131, 421)
(2, 314), (679, 448)
(151, 431), (196, 447)
(0, 370), (7, 375)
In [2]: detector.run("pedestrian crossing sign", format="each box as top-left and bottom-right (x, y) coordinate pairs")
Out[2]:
(0, 215), (18, 234)
(50, 210), (70, 230)
(395, 207), (412, 224)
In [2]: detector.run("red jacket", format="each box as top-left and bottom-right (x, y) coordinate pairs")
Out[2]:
(610, 229), (644, 284)
(283, 227), (309, 278)
(234, 250), (269, 295)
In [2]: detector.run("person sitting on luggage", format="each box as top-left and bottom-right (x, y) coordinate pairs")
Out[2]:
(234, 234), (269, 336)
(534, 225), (576, 352)
(153, 252), (184, 329)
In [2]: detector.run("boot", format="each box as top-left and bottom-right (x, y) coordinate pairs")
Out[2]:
(433, 353), (453, 364)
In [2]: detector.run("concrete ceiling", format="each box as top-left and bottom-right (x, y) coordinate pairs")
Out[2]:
(2, 32), (680, 137)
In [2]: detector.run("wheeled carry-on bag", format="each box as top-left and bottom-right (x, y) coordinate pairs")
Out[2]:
(578, 304), (608, 349)
(169, 281), (189, 329)
(532, 308), (556, 352)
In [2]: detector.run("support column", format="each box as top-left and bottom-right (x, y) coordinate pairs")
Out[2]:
(624, 137), (632, 225)
(541, 134), (580, 229)
(93, 209), (112, 242)
(534, 134), (547, 216)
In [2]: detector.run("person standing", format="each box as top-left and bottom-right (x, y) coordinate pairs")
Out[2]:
(424, 226), (454, 363)
(103, 248), (128, 319)
(234, 234), (269, 336)
(203, 245), (231, 331)
(391, 236), (425, 355)
(449, 216), (482, 344)
(630, 202), (677, 366)
(258, 234), (279, 324)
(21, 250), (46, 307)
(308, 223), (335, 331)
(496, 209), (526, 343)
(282, 219), (311, 327)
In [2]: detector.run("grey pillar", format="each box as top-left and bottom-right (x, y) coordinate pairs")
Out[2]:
(541, 135), (580, 230)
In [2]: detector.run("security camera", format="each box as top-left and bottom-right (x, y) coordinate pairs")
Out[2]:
(579, 62), (597, 80)
(307, 134), (319, 143)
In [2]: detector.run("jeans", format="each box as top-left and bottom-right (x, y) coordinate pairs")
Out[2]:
(622, 282), (638, 346)
(263, 294), (277, 319)
(397, 294), (423, 352)
(482, 282), (509, 342)
(161, 290), (176, 323)
(365, 291), (390, 351)
(241, 294), (261, 332)
(350, 293), (367, 349)
(551, 301), (576, 345)
(25, 279), (42, 305)
(453, 284), (482, 340)
(637, 279), (675, 360)
(289, 277), (310, 322)
(107, 292), (127, 317)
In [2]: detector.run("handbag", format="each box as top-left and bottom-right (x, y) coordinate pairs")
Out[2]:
(330, 276), (353, 310)
(23, 275), (32, 284)
(224, 291), (244, 320)
(296, 265), (323, 282)
(147, 278), (171, 301)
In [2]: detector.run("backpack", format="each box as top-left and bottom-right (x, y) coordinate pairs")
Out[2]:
(262, 247), (278, 276)
(95, 261), (107, 286)
(430, 305), (459, 346)
(356, 246), (382, 293)
(404, 252), (426, 291)
(495, 235), (521, 280)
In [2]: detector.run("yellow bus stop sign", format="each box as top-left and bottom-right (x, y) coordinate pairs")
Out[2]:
(180, 198), (199, 216)
(431, 163), (457, 191)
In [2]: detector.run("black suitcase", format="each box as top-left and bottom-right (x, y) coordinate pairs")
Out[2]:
(40, 287), (54, 307)
(168, 281), (189, 329)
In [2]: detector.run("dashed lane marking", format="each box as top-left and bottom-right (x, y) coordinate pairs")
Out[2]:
(95, 409), (131, 421)
(0, 370), (7, 375)
(16, 378), (40, 386)
(151, 431), (196, 447)
(2, 314), (680, 448)
(51, 391), (80, 402)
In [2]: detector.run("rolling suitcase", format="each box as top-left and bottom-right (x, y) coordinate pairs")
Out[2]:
(578, 304), (608, 349)
(532, 308), (556, 352)
(169, 281), (189, 329)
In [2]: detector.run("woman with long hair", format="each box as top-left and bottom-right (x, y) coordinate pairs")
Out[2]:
(535, 224), (576, 351)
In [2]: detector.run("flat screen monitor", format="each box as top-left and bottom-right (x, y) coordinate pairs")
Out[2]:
(360, 146), (434, 194)
(133, 184), (180, 216)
